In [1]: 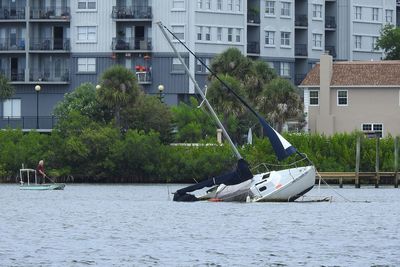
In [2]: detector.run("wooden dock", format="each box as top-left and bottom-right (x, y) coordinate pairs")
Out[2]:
(317, 172), (399, 188)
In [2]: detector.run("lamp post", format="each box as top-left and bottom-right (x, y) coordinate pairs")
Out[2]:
(158, 84), (164, 103)
(35, 85), (41, 129)
(95, 84), (101, 90)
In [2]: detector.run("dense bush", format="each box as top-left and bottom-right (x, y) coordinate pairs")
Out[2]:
(0, 129), (398, 183)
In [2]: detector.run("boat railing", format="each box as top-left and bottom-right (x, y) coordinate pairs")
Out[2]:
(19, 168), (37, 185)
(251, 157), (310, 173)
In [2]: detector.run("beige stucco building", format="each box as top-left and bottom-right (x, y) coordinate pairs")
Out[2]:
(300, 54), (400, 137)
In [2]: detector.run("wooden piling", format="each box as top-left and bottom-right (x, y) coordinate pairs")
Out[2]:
(339, 177), (343, 188)
(395, 136), (399, 188)
(375, 134), (380, 188)
(355, 135), (361, 188)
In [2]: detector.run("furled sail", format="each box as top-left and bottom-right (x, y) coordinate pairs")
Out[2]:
(173, 159), (253, 202)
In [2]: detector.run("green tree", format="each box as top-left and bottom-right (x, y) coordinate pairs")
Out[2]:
(257, 78), (304, 133)
(121, 92), (173, 142)
(97, 65), (140, 128)
(53, 83), (111, 122)
(210, 47), (253, 79)
(171, 97), (216, 142)
(0, 73), (15, 101)
(376, 24), (400, 60)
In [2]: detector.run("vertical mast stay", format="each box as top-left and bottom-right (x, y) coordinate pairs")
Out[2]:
(156, 21), (242, 160)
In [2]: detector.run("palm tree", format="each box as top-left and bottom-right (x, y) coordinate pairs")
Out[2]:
(257, 78), (304, 133)
(96, 65), (140, 128)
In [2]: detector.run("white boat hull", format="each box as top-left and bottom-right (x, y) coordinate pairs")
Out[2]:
(205, 166), (315, 202)
(20, 183), (66, 190)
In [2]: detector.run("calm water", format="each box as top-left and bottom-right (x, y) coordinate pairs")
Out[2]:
(0, 184), (399, 267)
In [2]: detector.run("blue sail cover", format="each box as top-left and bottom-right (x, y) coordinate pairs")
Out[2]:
(255, 114), (297, 161)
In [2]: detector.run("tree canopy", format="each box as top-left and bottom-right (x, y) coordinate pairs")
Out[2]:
(0, 74), (15, 101)
(376, 24), (400, 60)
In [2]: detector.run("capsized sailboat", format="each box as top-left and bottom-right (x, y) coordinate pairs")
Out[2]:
(157, 22), (315, 202)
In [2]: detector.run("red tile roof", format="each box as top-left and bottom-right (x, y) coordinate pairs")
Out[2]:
(300, 60), (400, 86)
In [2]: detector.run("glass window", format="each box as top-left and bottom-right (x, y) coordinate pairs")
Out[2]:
(313, 33), (322, 48)
(265, 1), (275, 15)
(385, 10), (393, 23)
(78, 58), (96, 72)
(355, 6), (362, 20)
(197, 26), (202, 41)
(372, 37), (378, 50)
(281, 2), (290, 17)
(355, 35), (362, 49)
(337, 90), (348, 106)
(217, 27), (222, 41)
(77, 26), (97, 42)
(228, 0), (233, 11)
(197, 0), (202, 9)
(228, 28), (233, 42)
(281, 32), (290, 46)
(372, 8), (379, 21)
(205, 0), (211, 9)
(196, 58), (210, 73)
(309, 91), (319, 105)
(217, 0), (222, 10)
(173, 0), (185, 9)
(172, 25), (185, 41)
(235, 0), (241, 11)
(265, 31), (275, 45)
(312, 4), (322, 18)
(77, 0), (96, 10)
(3, 99), (21, 118)
(362, 123), (383, 138)
(280, 62), (290, 76)
(235, 28), (241, 42)
(172, 58), (185, 72)
(205, 27), (211, 41)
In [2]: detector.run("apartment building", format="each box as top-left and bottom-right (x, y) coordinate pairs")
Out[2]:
(0, 0), (396, 131)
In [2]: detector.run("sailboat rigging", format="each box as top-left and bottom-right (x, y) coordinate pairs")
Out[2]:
(157, 21), (316, 202)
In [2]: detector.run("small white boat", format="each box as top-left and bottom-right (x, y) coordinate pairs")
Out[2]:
(19, 168), (65, 190)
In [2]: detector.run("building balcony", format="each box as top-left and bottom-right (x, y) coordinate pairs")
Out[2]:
(30, 38), (70, 51)
(295, 74), (306, 85)
(112, 37), (152, 51)
(247, 42), (260, 54)
(325, 46), (337, 58)
(134, 65), (152, 84)
(30, 7), (70, 20)
(295, 15), (308, 27)
(295, 44), (308, 57)
(0, 116), (58, 131)
(0, 69), (25, 82)
(0, 7), (26, 20)
(111, 6), (152, 20)
(325, 16), (337, 29)
(247, 10), (260, 24)
(0, 38), (25, 51)
(29, 69), (70, 83)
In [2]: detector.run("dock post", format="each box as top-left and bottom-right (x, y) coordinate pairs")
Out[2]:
(355, 135), (361, 188)
(339, 177), (343, 188)
(375, 133), (380, 188)
(395, 136), (399, 188)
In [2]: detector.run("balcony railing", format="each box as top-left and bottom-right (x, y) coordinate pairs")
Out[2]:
(295, 15), (308, 27)
(247, 10), (260, 24)
(30, 7), (70, 20)
(0, 38), (25, 51)
(325, 16), (337, 29)
(112, 6), (152, 19)
(0, 116), (59, 130)
(136, 71), (152, 84)
(295, 44), (308, 56)
(325, 46), (337, 58)
(30, 38), (70, 51)
(0, 7), (26, 19)
(112, 37), (152, 51)
(29, 69), (70, 82)
(0, 69), (25, 82)
(247, 42), (260, 54)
